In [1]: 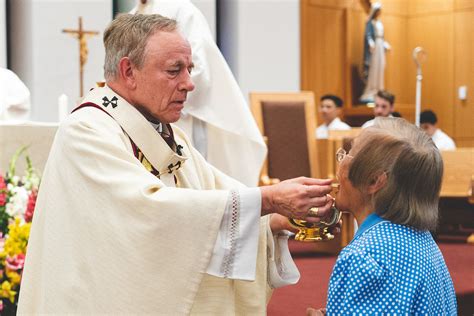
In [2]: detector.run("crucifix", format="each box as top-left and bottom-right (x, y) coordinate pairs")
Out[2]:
(62, 17), (99, 97)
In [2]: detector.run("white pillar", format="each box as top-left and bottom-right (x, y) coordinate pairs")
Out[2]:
(9, 0), (113, 122)
(0, 0), (6, 67)
(219, 0), (300, 100)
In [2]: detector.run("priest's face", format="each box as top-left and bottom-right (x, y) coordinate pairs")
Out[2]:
(132, 30), (195, 123)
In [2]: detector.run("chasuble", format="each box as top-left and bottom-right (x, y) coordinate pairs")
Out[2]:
(18, 86), (299, 315)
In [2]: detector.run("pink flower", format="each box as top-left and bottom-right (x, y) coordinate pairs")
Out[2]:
(5, 254), (26, 271)
(24, 190), (37, 223)
(0, 176), (6, 190)
(0, 176), (8, 206)
(0, 193), (6, 207)
(0, 299), (3, 311)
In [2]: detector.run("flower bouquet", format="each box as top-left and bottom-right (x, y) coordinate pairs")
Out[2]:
(0, 147), (40, 315)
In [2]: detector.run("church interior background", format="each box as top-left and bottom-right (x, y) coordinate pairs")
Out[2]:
(1, 0), (472, 145)
(0, 0), (473, 314)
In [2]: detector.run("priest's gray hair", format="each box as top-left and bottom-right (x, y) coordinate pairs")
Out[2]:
(348, 117), (443, 231)
(103, 13), (177, 80)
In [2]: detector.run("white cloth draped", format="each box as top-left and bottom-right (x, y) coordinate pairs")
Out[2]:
(0, 68), (30, 121)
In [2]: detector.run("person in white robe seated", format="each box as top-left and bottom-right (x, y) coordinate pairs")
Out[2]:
(420, 110), (456, 151)
(0, 67), (31, 121)
(315, 94), (351, 139)
(131, 0), (267, 187)
(18, 14), (338, 315)
(361, 90), (395, 128)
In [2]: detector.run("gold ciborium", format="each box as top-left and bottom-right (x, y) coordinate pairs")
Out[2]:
(289, 204), (341, 242)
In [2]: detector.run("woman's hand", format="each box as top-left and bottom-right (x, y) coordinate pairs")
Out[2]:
(269, 213), (297, 234)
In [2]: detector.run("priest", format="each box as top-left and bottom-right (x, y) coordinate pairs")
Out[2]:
(132, 0), (267, 186)
(18, 14), (335, 315)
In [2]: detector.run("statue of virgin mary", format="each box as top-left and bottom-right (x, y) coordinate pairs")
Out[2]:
(360, 2), (391, 103)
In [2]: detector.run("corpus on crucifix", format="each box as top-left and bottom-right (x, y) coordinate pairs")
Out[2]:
(62, 17), (99, 97)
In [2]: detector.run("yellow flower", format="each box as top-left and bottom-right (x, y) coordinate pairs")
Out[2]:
(0, 281), (17, 303)
(6, 270), (21, 286)
(3, 218), (30, 257)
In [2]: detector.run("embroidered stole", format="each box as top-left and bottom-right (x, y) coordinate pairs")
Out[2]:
(73, 86), (187, 187)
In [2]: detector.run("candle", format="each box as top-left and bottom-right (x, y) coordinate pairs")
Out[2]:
(58, 94), (69, 122)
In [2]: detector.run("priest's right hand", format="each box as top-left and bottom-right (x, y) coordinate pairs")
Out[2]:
(259, 177), (333, 222)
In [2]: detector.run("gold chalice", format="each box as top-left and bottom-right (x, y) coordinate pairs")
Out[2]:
(288, 204), (341, 242)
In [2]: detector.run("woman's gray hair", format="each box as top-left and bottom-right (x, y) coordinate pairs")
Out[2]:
(348, 117), (443, 231)
(103, 13), (177, 80)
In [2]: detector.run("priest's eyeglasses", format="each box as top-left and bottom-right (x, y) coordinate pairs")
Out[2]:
(336, 148), (353, 163)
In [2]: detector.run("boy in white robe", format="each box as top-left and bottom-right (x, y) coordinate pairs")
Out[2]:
(420, 110), (456, 151)
(18, 14), (336, 315)
(315, 94), (351, 139)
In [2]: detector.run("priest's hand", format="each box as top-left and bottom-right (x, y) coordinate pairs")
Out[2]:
(260, 177), (333, 222)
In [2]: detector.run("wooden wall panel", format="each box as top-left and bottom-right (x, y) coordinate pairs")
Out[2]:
(456, 139), (474, 147)
(455, 0), (474, 10)
(383, 14), (409, 104)
(301, 3), (345, 104)
(408, 0), (454, 15)
(407, 13), (454, 136)
(380, 0), (409, 16)
(308, 0), (352, 10)
(453, 10), (474, 143)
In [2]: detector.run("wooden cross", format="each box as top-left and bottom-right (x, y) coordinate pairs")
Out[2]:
(62, 17), (99, 97)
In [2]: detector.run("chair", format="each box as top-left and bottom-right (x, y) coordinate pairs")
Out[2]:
(250, 92), (354, 254)
(250, 92), (320, 182)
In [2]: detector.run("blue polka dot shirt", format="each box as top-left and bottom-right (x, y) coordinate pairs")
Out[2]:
(327, 213), (457, 315)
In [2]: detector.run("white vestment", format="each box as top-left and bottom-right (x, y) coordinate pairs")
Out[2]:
(18, 86), (299, 315)
(432, 128), (456, 151)
(316, 117), (351, 139)
(0, 68), (31, 121)
(132, 0), (267, 187)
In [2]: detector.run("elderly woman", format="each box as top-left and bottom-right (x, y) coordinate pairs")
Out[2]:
(310, 118), (457, 315)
